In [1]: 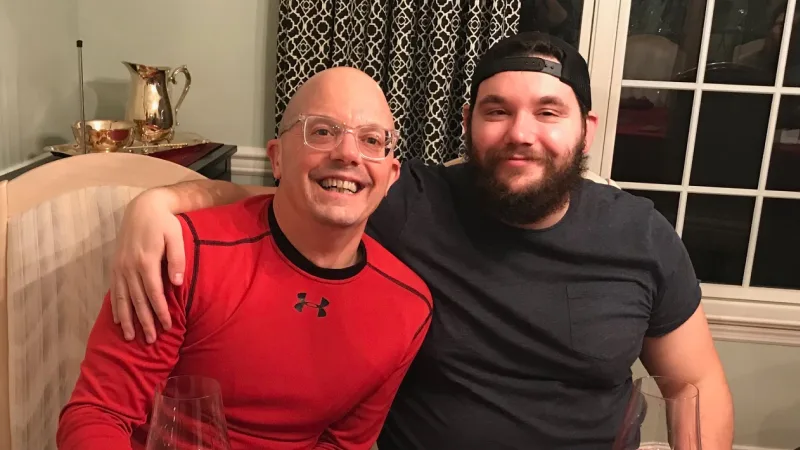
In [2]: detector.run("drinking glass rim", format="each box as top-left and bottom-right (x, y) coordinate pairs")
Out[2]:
(156, 375), (223, 401)
(635, 375), (700, 401)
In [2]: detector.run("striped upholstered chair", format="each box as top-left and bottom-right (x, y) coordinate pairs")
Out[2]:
(0, 153), (204, 450)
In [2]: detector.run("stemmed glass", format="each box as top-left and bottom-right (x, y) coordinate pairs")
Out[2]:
(612, 375), (702, 450)
(145, 376), (231, 450)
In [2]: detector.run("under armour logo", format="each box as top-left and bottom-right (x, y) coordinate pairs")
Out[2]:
(294, 293), (329, 318)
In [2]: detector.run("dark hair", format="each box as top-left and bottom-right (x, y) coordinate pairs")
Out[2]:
(469, 38), (590, 119)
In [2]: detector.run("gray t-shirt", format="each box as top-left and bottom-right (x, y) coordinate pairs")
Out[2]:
(367, 159), (701, 450)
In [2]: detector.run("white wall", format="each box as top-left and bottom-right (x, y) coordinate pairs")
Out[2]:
(76, 0), (279, 151)
(722, 341), (800, 449)
(0, 0), (80, 169)
(0, 0), (278, 173)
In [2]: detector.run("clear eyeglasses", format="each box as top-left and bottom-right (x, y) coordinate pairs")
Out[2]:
(279, 114), (399, 161)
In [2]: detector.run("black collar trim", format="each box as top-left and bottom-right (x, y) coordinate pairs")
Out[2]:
(268, 202), (366, 280)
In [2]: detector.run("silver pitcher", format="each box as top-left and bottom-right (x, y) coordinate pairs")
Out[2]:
(123, 61), (192, 143)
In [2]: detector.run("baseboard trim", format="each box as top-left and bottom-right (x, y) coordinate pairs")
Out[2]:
(704, 297), (800, 346)
(709, 321), (800, 347)
(232, 166), (270, 175)
(734, 446), (791, 450)
(231, 146), (271, 178)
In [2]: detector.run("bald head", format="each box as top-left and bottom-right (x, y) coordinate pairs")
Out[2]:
(280, 67), (393, 132)
(267, 66), (402, 239)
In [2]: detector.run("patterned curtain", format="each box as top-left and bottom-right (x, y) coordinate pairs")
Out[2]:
(275, 0), (520, 163)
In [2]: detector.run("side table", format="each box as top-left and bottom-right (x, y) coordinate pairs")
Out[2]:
(0, 144), (238, 182)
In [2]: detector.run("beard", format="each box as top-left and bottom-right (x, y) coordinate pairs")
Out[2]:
(465, 128), (588, 226)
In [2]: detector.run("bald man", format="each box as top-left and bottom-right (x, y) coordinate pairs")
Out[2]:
(56, 67), (433, 450)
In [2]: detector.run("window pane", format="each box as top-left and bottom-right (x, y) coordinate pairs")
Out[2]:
(785, 7), (800, 87)
(751, 198), (800, 289)
(766, 95), (800, 191)
(625, 189), (680, 227)
(689, 92), (771, 189)
(682, 194), (754, 285)
(707, 0), (791, 86)
(518, 0), (584, 48)
(623, 0), (707, 82)
(612, 88), (692, 184)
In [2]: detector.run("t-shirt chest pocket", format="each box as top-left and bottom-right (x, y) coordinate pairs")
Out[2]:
(566, 281), (650, 363)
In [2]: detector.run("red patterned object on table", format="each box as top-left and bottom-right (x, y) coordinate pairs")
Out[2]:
(149, 142), (224, 167)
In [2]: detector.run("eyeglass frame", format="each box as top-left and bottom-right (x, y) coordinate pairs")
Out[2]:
(277, 113), (400, 161)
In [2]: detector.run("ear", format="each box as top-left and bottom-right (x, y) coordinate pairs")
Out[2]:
(266, 138), (282, 181)
(384, 157), (401, 197)
(461, 103), (471, 137)
(582, 111), (599, 154)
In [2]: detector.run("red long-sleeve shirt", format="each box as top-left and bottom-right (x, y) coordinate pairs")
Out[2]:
(57, 195), (432, 450)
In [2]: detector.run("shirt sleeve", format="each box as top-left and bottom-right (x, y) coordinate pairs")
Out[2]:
(56, 220), (195, 450)
(366, 158), (430, 252)
(312, 318), (432, 450)
(646, 209), (703, 337)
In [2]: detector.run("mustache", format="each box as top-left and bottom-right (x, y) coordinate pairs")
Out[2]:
(485, 146), (553, 164)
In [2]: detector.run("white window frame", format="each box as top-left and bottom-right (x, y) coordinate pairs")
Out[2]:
(583, 0), (800, 345)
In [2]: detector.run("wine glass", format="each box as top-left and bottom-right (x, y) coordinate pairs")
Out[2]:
(612, 375), (701, 450)
(145, 375), (231, 450)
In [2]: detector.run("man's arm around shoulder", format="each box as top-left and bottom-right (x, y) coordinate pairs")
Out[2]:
(162, 179), (274, 214)
(111, 180), (273, 342)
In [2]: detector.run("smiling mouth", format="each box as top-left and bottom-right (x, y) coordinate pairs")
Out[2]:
(318, 178), (364, 194)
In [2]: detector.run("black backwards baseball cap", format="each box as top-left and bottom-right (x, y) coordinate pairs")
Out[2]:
(469, 32), (593, 111)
